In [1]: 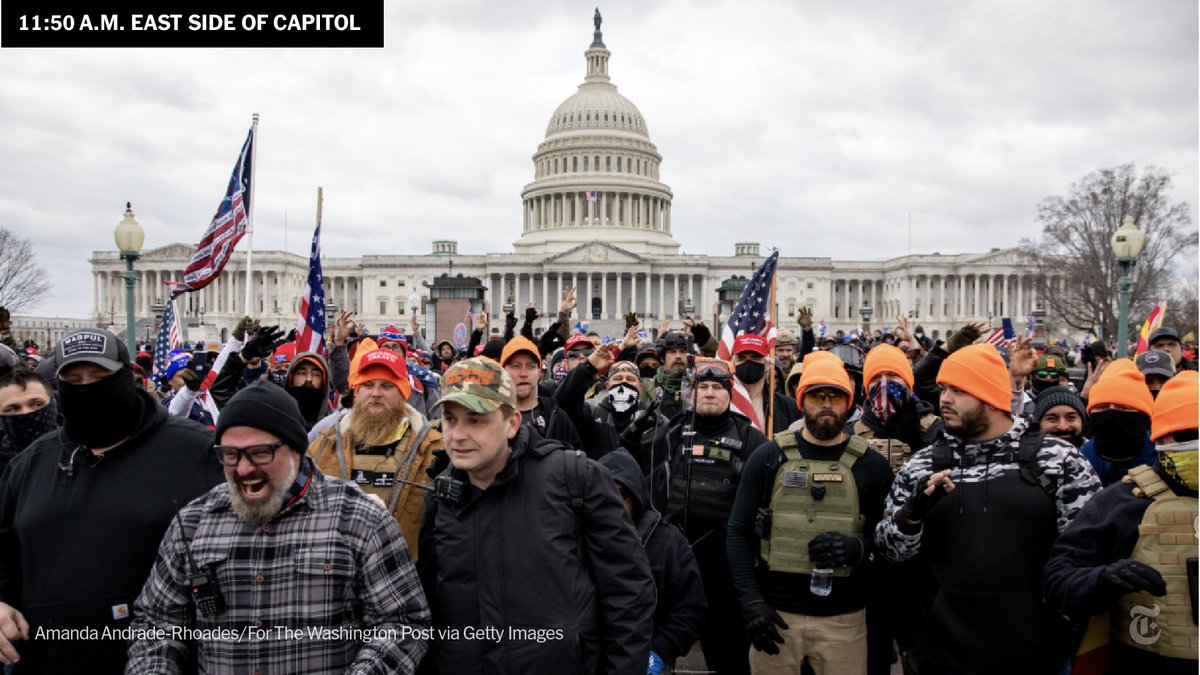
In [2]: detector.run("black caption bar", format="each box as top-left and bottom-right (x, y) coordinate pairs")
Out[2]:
(1, 1), (383, 48)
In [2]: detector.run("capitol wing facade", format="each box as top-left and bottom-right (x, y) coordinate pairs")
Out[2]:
(86, 13), (1047, 344)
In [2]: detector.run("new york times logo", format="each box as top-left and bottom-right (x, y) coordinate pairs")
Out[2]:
(1128, 604), (1161, 646)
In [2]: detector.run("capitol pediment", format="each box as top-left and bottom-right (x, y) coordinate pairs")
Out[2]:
(546, 241), (645, 265)
(142, 243), (196, 261)
(967, 247), (1029, 266)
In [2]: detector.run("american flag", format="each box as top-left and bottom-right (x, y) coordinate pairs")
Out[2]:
(585, 191), (597, 203)
(716, 250), (779, 431)
(294, 219), (326, 356)
(152, 298), (182, 378)
(172, 129), (253, 298)
(978, 317), (1015, 346)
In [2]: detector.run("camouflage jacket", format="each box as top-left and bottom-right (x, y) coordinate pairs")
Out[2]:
(875, 416), (1101, 563)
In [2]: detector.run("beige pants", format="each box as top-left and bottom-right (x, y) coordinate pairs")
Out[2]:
(747, 608), (867, 675)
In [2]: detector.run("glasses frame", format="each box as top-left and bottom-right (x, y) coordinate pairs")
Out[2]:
(213, 441), (286, 467)
(802, 389), (850, 405)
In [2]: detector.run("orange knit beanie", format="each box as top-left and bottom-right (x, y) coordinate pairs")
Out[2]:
(863, 344), (914, 390)
(1151, 370), (1198, 442)
(1086, 358), (1153, 415)
(936, 344), (1011, 413)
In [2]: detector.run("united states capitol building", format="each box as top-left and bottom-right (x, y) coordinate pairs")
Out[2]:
(85, 14), (1050, 345)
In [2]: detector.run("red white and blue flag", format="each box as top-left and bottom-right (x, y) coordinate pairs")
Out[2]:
(294, 220), (326, 356)
(585, 191), (597, 203)
(172, 129), (253, 298)
(151, 297), (182, 379)
(716, 250), (779, 431)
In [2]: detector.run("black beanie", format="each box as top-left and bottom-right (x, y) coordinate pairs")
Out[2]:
(215, 380), (310, 456)
(1033, 386), (1087, 424)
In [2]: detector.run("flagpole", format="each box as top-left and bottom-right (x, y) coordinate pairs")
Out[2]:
(766, 264), (778, 441)
(244, 113), (260, 315)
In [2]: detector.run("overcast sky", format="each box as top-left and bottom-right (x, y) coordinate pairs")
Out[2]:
(2, 0), (1196, 319)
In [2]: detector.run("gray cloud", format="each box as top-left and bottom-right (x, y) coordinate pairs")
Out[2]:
(0, 0), (1194, 318)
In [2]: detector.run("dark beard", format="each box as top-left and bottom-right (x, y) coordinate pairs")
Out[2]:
(805, 410), (846, 441)
(349, 397), (408, 447)
(944, 403), (989, 439)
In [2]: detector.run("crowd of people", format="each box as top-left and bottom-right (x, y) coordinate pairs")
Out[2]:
(0, 290), (1195, 675)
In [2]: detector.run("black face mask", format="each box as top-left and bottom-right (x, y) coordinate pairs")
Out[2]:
(639, 365), (658, 379)
(58, 367), (139, 449)
(268, 369), (289, 387)
(1030, 378), (1058, 396)
(1089, 409), (1150, 462)
(287, 385), (325, 423)
(735, 360), (766, 385)
(0, 400), (59, 450)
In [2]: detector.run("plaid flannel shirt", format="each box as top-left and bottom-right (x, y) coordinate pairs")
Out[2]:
(127, 466), (430, 674)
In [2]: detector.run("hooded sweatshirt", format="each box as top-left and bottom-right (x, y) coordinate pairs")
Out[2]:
(598, 450), (707, 665)
(286, 351), (332, 430)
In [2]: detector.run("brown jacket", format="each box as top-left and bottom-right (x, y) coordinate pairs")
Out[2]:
(307, 406), (443, 559)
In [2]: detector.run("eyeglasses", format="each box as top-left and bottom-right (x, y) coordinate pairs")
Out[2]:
(803, 390), (849, 405)
(213, 441), (285, 467)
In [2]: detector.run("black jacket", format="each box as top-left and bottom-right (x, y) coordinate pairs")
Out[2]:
(417, 426), (655, 675)
(0, 391), (223, 675)
(599, 450), (706, 665)
(912, 345), (950, 408)
(554, 360), (620, 459)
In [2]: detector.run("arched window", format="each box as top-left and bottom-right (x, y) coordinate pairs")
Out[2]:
(554, 158), (558, 173)
(586, 113), (590, 121)
(573, 157), (578, 172)
(583, 156), (589, 171)
(606, 156), (611, 171)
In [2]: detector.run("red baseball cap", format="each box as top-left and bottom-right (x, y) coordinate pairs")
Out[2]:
(733, 334), (769, 357)
(355, 348), (412, 400)
(565, 334), (594, 353)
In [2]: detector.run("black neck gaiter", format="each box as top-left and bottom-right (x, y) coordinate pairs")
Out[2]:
(58, 368), (139, 449)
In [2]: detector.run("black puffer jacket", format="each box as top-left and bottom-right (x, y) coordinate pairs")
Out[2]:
(417, 426), (654, 675)
(599, 450), (706, 666)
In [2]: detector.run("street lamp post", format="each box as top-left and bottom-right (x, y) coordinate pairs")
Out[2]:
(859, 302), (873, 336)
(113, 202), (145, 351)
(1110, 215), (1146, 358)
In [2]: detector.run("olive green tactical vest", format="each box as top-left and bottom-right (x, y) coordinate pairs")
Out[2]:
(1113, 465), (1199, 660)
(760, 432), (867, 575)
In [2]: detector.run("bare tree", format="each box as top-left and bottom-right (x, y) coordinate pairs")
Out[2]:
(1167, 275), (1199, 340)
(1020, 164), (1196, 339)
(0, 228), (52, 314)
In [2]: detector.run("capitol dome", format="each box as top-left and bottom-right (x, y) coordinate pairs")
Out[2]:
(515, 11), (679, 256)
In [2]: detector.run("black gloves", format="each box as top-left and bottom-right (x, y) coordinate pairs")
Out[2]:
(180, 368), (202, 392)
(945, 323), (981, 354)
(525, 307), (539, 323)
(242, 325), (285, 361)
(741, 601), (788, 654)
(618, 401), (659, 450)
(895, 475), (951, 533)
(505, 312), (518, 332)
(808, 532), (864, 568)
(1100, 559), (1166, 599)
(882, 396), (925, 450)
(232, 315), (258, 342)
(285, 328), (298, 343)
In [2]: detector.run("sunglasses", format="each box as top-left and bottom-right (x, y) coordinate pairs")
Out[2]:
(803, 389), (849, 405)
(213, 441), (285, 467)
(1033, 370), (1060, 379)
(567, 348), (594, 358)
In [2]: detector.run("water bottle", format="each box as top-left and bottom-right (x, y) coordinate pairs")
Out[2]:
(810, 568), (833, 596)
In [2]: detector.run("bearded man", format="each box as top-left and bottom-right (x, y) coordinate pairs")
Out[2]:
(308, 348), (443, 558)
(727, 358), (893, 675)
(126, 380), (431, 673)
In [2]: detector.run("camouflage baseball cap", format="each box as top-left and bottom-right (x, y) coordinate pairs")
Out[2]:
(432, 357), (517, 413)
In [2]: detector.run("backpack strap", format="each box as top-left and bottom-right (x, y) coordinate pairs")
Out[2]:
(930, 441), (956, 473)
(637, 510), (661, 547)
(1016, 427), (1056, 498)
(563, 449), (588, 561)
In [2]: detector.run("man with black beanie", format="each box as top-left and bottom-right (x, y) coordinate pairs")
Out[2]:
(0, 329), (223, 674)
(1033, 386), (1087, 449)
(128, 381), (431, 673)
